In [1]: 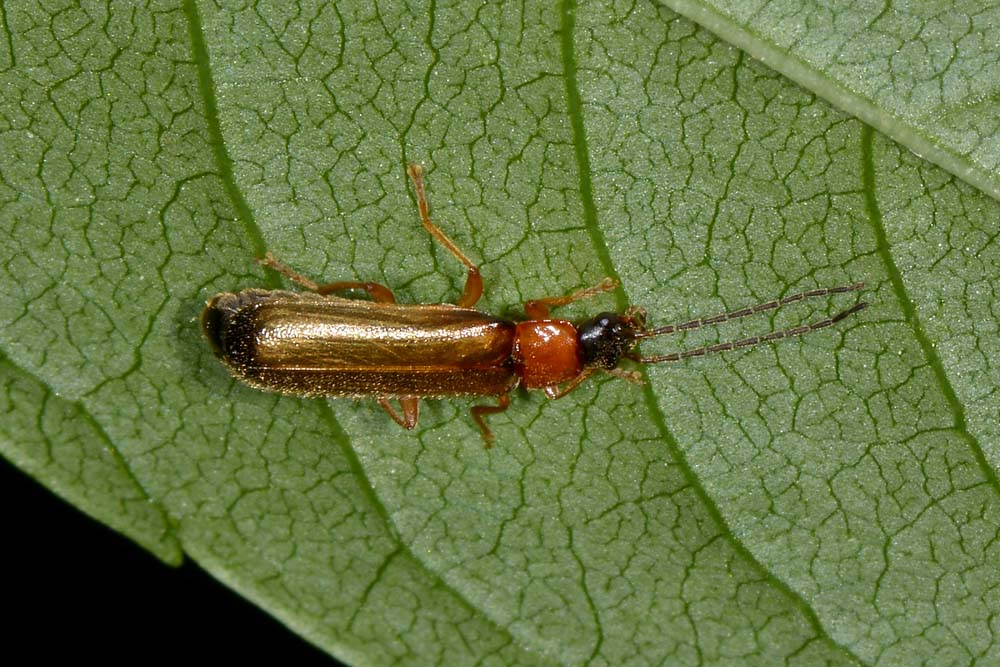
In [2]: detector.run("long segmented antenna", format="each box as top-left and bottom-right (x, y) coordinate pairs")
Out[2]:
(630, 301), (866, 364)
(627, 282), (867, 364)
(633, 281), (865, 340)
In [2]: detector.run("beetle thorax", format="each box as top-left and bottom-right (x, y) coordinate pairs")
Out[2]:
(510, 320), (584, 389)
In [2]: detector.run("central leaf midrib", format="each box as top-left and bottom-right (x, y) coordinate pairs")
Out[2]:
(183, 0), (275, 286)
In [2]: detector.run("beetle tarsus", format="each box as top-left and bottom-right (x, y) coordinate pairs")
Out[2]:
(470, 393), (511, 448)
(379, 397), (420, 429)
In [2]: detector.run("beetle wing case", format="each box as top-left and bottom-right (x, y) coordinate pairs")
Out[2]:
(203, 289), (519, 398)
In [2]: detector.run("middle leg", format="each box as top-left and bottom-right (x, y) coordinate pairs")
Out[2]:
(407, 164), (483, 308)
(470, 393), (512, 449)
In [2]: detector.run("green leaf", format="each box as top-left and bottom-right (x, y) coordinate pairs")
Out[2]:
(0, 352), (181, 563)
(1, 0), (998, 665)
(660, 0), (1000, 203)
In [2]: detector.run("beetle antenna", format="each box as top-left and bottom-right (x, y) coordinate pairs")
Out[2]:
(628, 301), (866, 364)
(633, 282), (865, 340)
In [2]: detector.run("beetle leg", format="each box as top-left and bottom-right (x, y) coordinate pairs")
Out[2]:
(524, 278), (618, 319)
(258, 252), (396, 302)
(315, 281), (396, 303)
(605, 367), (645, 384)
(258, 252), (323, 291)
(543, 367), (638, 399)
(542, 369), (595, 399)
(379, 398), (420, 429)
(470, 393), (511, 449)
(407, 164), (484, 309)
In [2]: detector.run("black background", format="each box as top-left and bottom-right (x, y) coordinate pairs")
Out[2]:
(2, 459), (344, 664)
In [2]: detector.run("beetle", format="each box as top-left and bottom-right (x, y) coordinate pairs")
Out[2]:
(202, 164), (867, 447)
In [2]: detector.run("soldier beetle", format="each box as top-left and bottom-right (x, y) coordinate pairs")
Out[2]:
(203, 165), (866, 446)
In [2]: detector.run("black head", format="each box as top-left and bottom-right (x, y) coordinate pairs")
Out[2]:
(576, 312), (639, 369)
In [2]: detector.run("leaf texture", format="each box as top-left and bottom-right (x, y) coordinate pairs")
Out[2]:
(1, 0), (998, 665)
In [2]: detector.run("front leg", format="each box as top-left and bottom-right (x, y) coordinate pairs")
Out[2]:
(542, 370), (595, 400)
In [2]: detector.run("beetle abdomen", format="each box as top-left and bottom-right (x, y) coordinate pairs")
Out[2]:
(203, 289), (518, 398)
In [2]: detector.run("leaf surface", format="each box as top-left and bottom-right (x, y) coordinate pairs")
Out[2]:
(661, 0), (1000, 202)
(1, 1), (998, 665)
